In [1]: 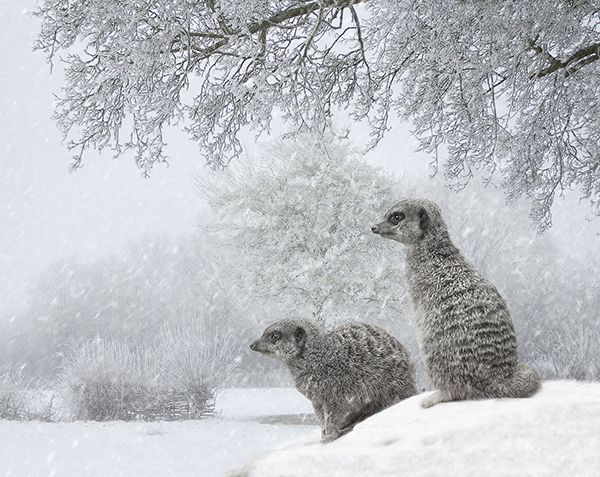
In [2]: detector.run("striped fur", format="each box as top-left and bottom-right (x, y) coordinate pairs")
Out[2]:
(372, 198), (540, 408)
(251, 319), (416, 441)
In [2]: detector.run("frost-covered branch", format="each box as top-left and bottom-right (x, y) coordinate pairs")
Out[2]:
(530, 40), (600, 78)
(35, 0), (365, 171)
(36, 0), (600, 228)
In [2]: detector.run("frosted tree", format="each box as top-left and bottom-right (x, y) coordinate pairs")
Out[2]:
(199, 134), (407, 324)
(36, 0), (600, 229)
(155, 312), (241, 408)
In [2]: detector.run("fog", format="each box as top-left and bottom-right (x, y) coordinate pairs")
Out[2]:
(1, 0), (600, 384)
(1, 2), (600, 476)
(0, 0), (207, 313)
(2, 1), (597, 318)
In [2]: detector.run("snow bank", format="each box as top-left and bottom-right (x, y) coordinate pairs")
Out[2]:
(232, 381), (600, 477)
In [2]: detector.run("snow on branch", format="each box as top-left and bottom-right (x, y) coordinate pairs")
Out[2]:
(529, 39), (600, 79)
(35, 0), (600, 229)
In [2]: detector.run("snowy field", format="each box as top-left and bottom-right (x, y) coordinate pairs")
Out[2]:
(235, 381), (600, 477)
(0, 388), (318, 477)
(2, 382), (600, 477)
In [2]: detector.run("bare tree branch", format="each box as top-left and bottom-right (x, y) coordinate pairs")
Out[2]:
(532, 42), (600, 79)
(35, 0), (600, 229)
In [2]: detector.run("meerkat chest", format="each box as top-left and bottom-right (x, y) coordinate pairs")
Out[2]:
(407, 255), (469, 308)
(293, 371), (324, 402)
(407, 265), (459, 351)
(293, 362), (342, 399)
(406, 268), (441, 318)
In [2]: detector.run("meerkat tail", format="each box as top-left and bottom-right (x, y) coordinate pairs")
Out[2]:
(495, 363), (541, 398)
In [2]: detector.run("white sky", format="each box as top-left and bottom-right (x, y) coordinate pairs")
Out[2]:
(0, 0), (598, 316)
(0, 0), (211, 313)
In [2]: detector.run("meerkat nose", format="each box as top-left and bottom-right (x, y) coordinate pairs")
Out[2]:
(249, 341), (257, 351)
(371, 224), (380, 234)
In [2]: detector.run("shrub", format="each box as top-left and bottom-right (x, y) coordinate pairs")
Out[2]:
(61, 339), (157, 421)
(0, 365), (29, 420)
(62, 317), (239, 421)
(530, 322), (600, 381)
(0, 364), (54, 421)
(154, 312), (239, 416)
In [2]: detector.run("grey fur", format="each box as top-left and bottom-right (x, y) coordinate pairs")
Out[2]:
(250, 319), (416, 441)
(372, 198), (540, 408)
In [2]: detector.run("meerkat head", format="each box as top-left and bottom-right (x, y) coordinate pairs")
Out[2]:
(249, 319), (310, 362)
(371, 198), (446, 245)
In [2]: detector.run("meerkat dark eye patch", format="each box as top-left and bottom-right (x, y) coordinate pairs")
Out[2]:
(388, 211), (405, 225)
(270, 331), (281, 342)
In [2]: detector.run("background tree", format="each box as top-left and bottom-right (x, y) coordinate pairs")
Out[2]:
(199, 134), (410, 325)
(36, 0), (600, 228)
(200, 136), (600, 384)
(0, 236), (246, 377)
(1, 136), (599, 386)
(0, 233), (287, 385)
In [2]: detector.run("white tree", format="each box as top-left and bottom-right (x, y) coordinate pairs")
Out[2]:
(199, 134), (409, 324)
(36, 0), (600, 228)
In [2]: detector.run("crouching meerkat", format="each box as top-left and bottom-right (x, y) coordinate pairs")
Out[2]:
(372, 198), (540, 409)
(250, 319), (416, 441)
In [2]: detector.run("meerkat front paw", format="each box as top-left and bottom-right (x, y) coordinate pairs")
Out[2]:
(420, 390), (449, 409)
(321, 429), (342, 443)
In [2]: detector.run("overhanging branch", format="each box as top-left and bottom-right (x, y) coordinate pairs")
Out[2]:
(533, 42), (600, 79)
(189, 0), (365, 57)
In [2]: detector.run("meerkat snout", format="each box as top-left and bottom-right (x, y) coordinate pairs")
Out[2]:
(249, 338), (270, 353)
(371, 224), (380, 234)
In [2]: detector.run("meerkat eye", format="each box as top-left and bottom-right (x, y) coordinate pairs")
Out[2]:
(270, 332), (281, 342)
(389, 212), (405, 225)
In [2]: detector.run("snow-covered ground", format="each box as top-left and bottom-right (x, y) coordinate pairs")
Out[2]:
(0, 388), (318, 477)
(3, 382), (600, 477)
(234, 381), (600, 477)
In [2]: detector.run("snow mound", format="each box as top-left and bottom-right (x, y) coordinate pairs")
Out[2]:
(231, 381), (600, 477)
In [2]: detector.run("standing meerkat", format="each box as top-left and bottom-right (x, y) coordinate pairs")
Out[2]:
(371, 198), (540, 408)
(250, 319), (416, 441)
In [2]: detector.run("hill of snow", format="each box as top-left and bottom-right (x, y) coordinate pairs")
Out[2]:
(231, 381), (600, 477)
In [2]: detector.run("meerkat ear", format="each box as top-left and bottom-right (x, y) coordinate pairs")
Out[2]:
(418, 207), (430, 232)
(293, 326), (306, 350)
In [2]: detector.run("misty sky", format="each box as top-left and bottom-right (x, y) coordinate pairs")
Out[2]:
(1, 0), (598, 316)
